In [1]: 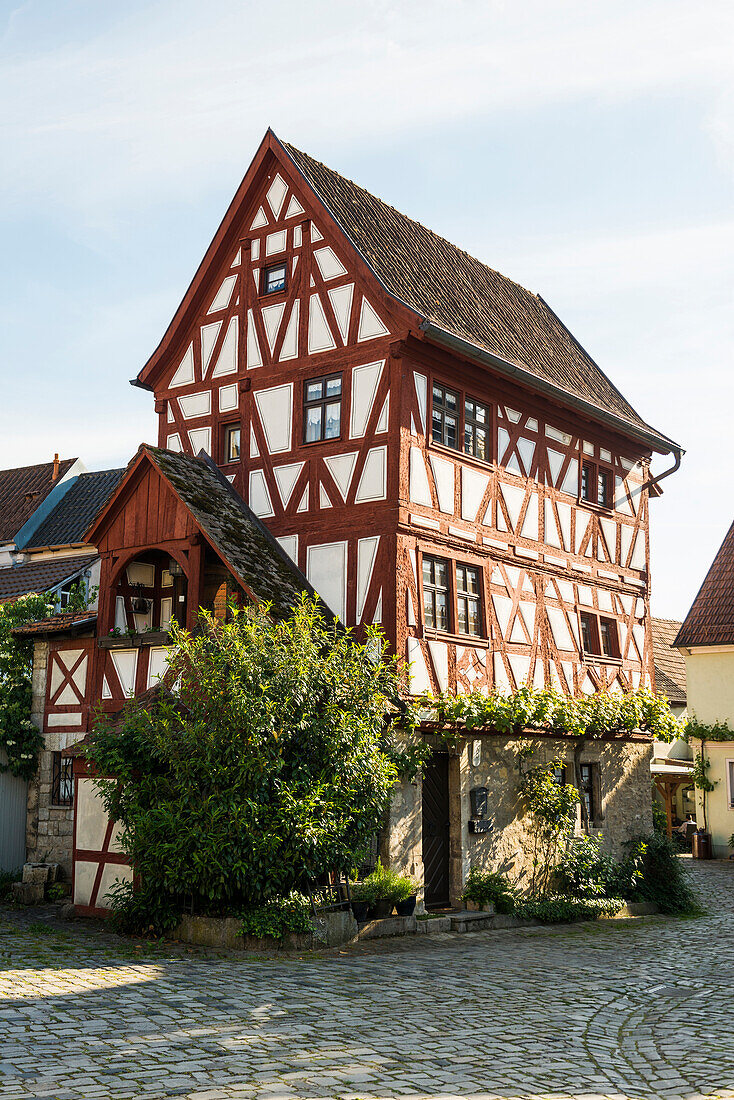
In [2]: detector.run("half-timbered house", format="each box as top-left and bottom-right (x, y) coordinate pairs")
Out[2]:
(19, 130), (681, 910)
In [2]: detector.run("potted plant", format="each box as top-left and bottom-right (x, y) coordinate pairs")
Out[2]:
(349, 880), (375, 923)
(361, 861), (416, 918)
(461, 867), (516, 913)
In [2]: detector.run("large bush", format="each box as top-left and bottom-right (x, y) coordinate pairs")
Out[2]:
(625, 833), (700, 914)
(0, 592), (54, 779)
(89, 598), (413, 931)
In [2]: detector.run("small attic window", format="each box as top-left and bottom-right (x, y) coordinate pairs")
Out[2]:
(262, 263), (286, 295)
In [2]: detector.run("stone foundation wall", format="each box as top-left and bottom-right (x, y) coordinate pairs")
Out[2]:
(386, 735), (654, 904)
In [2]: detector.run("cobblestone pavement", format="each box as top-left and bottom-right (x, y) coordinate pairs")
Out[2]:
(1, 859), (733, 1100)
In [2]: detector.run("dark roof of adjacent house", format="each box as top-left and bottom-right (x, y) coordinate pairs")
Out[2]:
(0, 458), (77, 543)
(651, 618), (687, 705)
(12, 610), (97, 638)
(281, 140), (676, 451)
(675, 520), (734, 648)
(26, 469), (126, 550)
(0, 554), (98, 603)
(118, 446), (336, 622)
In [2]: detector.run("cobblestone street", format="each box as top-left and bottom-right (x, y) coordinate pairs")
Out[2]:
(1, 859), (732, 1100)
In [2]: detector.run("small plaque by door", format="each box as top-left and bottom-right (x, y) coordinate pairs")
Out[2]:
(422, 753), (450, 908)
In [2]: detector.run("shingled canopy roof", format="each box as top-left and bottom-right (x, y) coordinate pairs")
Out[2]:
(281, 139), (677, 453)
(651, 618), (687, 706)
(25, 469), (125, 550)
(675, 520), (734, 649)
(0, 458), (77, 543)
(94, 445), (336, 623)
(13, 610), (97, 638)
(0, 554), (98, 603)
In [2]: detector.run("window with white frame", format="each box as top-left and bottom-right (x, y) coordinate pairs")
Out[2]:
(727, 759), (734, 809)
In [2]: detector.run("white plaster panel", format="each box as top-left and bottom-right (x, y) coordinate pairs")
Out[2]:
(254, 383), (293, 453)
(212, 316), (238, 377)
(147, 647), (169, 689)
(355, 446), (387, 503)
(516, 437), (536, 475)
(546, 425), (572, 445)
(276, 535), (298, 562)
(427, 641), (449, 693)
(306, 542), (347, 621)
(246, 309), (262, 368)
(409, 448), (432, 507)
(498, 427), (510, 462)
(249, 469), (274, 517)
(261, 301), (286, 354)
(500, 482), (525, 532)
(407, 637), (431, 695)
(47, 712), (82, 727)
(376, 393), (389, 433)
(357, 536), (380, 621)
(557, 501), (572, 551)
(208, 275), (236, 314)
(179, 390), (211, 420)
(508, 653), (531, 688)
(265, 230), (287, 256)
(575, 510), (591, 554)
(279, 300), (299, 361)
(250, 206), (268, 229)
(461, 466), (490, 521)
(98, 863), (133, 909)
(266, 174), (288, 219)
(273, 462), (304, 509)
(297, 485), (309, 513)
(520, 491), (539, 541)
(492, 594), (513, 639)
(357, 297), (389, 341)
(324, 452), (358, 500)
(170, 343), (195, 388)
(73, 861), (97, 906)
(76, 778), (111, 851)
(547, 607), (575, 651)
(547, 448), (565, 486)
(218, 384), (238, 412)
(493, 653), (511, 693)
(350, 361), (384, 438)
(328, 283), (354, 343)
(413, 373), (427, 432)
(188, 427), (211, 455)
(285, 194), (305, 219)
(429, 453), (455, 514)
(600, 517), (617, 562)
(319, 483), (332, 509)
(561, 458), (579, 496)
(308, 294), (336, 353)
(110, 649), (138, 697)
(314, 246), (347, 281)
(630, 529), (645, 570)
(200, 321), (222, 378)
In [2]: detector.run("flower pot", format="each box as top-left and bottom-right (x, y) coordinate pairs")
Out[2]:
(373, 898), (393, 918)
(395, 895), (416, 917)
(351, 899), (371, 923)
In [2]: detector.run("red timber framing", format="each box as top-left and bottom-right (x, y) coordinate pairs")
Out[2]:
(129, 130), (667, 703)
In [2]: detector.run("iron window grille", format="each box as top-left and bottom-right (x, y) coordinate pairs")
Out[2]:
(464, 398), (489, 461)
(456, 564), (482, 636)
(223, 425), (240, 463)
(422, 556), (449, 631)
(262, 262), (286, 295)
(303, 374), (342, 443)
(431, 383), (459, 449)
(51, 751), (74, 807)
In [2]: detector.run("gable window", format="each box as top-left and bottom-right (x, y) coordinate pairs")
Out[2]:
(431, 384), (459, 449)
(223, 424), (240, 463)
(303, 374), (342, 443)
(456, 564), (482, 636)
(51, 752), (73, 807)
(464, 398), (489, 460)
(422, 556), (449, 631)
(579, 611), (620, 660)
(581, 460), (613, 508)
(421, 554), (485, 638)
(262, 262), (286, 295)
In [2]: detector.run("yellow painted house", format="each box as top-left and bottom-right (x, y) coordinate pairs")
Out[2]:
(675, 519), (734, 858)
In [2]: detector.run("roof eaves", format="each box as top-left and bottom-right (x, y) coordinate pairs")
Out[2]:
(420, 320), (682, 456)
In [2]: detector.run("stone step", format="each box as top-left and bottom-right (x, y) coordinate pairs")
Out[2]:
(450, 907), (497, 933)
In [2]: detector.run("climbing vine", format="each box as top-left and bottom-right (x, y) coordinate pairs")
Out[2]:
(419, 686), (680, 742)
(517, 747), (579, 896)
(683, 717), (734, 743)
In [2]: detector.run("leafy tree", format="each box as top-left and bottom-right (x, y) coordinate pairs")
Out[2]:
(518, 752), (579, 895)
(0, 592), (55, 778)
(89, 598), (416, 931)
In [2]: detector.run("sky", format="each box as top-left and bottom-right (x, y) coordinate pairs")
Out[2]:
(1, 0), (733, 619)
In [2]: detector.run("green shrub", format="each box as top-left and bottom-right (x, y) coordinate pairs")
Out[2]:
(106, 877), (181, 937)
(240, 891), (314, 939)
(362, 859), (415, 903)
(651, 789), (668, 835)
(625, 833), (700, 914)
(515, 895), (625, 922)
(88, 599), (412, 932)
(0, 869), (21, 902)
(461, 867), (517, 913)
(557, 834), (643, 901)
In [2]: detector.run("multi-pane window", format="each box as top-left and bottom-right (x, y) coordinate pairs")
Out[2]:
(422, 557), (449, 631)
(431, 384), (459, 449)
(456, 564), (482, 636)
(51, 752), (74, 807)
(422, 556), (484, 637)
(464, 398), (489, 460)
(303, 375), (342, 443)
(580, 611), (620, 659)
(224, 425), (240, 463)
(262, 262), (286, 295)
(581, 460), (613, 508)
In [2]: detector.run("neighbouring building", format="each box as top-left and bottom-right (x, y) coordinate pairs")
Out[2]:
(650, 618), (694, 835)
(675, 520), (734, 857)
(16, 130), (681, 908)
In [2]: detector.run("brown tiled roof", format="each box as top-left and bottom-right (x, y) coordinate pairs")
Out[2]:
(25, 469), (125, 550)
(675, 520), (734, 648)
(282, 140), (675, 450)
(0, 554), (97, 602)
(651, 618), (687, 705)
(12, 611), (97, 637)
(0, 458), (77, 543)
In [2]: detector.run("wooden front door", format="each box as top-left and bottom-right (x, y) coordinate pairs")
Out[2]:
(422, 753), (451, 908)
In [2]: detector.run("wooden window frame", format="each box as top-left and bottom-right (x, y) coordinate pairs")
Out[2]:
(579, 762), (601, 826)
(429, 380), (494, 466)
(261, 261), (287, 297)
(580, 459), (613, 510)
(463, 396), (491, 462)
(222, 422), (241, 465)
(578, 610), (621, 662)
(302, 373), (343, 444)
(420, 552), (486, 641)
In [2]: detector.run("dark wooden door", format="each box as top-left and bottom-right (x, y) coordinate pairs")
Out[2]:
(422, 754), (450, 908)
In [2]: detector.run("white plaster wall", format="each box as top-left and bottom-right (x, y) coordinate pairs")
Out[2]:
(684, 648), (734, 725)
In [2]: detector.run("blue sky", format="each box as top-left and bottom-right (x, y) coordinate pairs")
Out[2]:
(2, 0), (733, 618)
